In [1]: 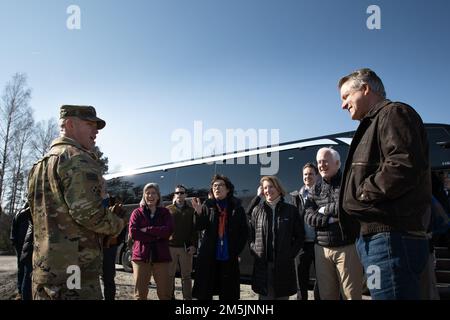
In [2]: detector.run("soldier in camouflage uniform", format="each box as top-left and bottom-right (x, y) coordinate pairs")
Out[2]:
(27, 105), (125, 300)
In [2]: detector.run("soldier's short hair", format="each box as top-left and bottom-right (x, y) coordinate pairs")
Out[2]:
(59, 117), (68, 129)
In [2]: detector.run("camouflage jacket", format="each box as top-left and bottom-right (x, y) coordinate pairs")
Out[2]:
(28, 136), (124, 286)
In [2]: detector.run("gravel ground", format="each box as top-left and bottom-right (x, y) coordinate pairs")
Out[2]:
(113, 265), (289, 300)
(0, 256), (304, 300)
(1, 256), (365, 300)
(0, 256), (20, 300)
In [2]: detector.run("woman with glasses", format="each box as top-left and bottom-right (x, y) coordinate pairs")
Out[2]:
(191, 174), (248, 300)
(249, 176), (303, 300)
(128, 183), (174, 300)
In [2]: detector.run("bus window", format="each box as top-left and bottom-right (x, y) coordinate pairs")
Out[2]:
(106, 169), (175, 205)
(215, 156), (260, 208)
(426, 127), (450, 170)
(106, 176), (138, 205)
(174, 164), (215, 200)
(277, 147), (323, 195)
(156, 170), (176, 202)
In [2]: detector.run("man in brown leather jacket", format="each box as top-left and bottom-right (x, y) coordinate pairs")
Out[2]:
(338, 68), (431, 300)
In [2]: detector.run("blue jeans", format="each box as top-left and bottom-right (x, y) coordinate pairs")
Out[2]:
(356, 232), (428, 300)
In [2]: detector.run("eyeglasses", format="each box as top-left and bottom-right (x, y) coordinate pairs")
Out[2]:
(174, 191), (186, 195)
(212, 183), (226, 189)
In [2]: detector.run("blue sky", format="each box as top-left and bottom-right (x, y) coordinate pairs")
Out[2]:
(0, 0), (449, 173)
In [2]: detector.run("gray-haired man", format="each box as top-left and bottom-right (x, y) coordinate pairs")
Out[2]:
(304, 147), (363, 300)
(338, 68), (431, 300)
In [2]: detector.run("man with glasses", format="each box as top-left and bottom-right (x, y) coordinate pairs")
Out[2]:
(166, 185), (199, 300)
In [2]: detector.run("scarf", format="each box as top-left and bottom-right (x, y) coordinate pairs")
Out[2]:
(216, 199), (228, 240)
(215, 199), (229, 261)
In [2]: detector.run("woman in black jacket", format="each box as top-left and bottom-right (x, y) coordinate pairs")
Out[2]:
(250, 176), (304, 299)
(192, 174), (248, 300)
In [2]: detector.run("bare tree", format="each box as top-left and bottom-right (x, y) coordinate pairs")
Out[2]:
(0, 73), (32, 203)
(30, 118), (59, 162)
(5, 109), (34, 215)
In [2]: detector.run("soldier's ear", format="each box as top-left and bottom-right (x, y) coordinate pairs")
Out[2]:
(63, 117), (75, 131)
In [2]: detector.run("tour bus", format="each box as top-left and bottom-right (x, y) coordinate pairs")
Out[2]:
(105, 123), (450, 279)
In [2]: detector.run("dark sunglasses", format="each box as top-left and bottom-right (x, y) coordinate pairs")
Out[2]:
(174, 191), (186, 195)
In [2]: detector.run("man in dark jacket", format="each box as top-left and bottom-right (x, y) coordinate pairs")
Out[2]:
(10, 202), (32, 300)
(305, 148), (363, 299)
(166, 184), (198, 300)
(291, 163), (320, 300)
(338, 68), (431, 300)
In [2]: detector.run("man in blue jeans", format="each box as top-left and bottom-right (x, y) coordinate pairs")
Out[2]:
(337, 68), (431, 299)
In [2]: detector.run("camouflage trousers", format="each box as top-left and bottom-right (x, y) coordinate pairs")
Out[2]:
(32, 276), (103, 300)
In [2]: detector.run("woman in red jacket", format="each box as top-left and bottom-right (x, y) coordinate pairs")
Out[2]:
(129, 183), (174, 300)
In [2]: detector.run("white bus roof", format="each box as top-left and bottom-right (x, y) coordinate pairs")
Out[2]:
(105, 137), (352, 180)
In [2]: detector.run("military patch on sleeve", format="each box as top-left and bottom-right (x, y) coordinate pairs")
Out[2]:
(86, 172), (99, 181)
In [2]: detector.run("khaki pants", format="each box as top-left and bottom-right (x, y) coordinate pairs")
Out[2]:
(132, 261), (171, 300)
(169, 247), (193, 300)
(314, 243), (363, 300)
